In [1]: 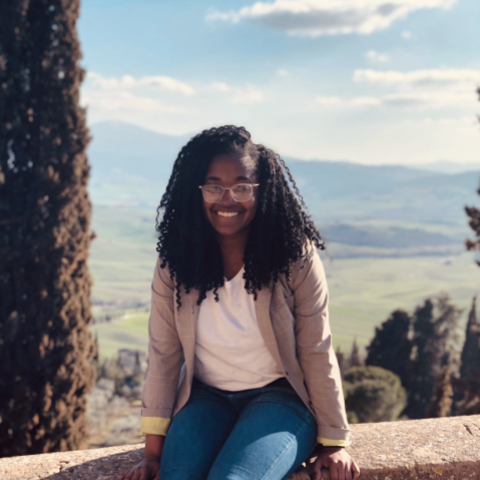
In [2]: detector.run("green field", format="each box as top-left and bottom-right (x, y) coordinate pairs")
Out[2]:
(90, 205), (480, 359)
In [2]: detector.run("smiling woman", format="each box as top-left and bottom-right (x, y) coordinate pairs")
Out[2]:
(116, 125), (360, 480)
(200, 152), (259, 253)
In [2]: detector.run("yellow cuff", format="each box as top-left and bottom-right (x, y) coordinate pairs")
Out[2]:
(141, 417), (171, 436)
(317, 437), (349, 447)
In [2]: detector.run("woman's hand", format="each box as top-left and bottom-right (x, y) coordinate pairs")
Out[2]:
(115, 458), (160, 480)
(116, 434), (165, 480)
(312, 447), (360, 480)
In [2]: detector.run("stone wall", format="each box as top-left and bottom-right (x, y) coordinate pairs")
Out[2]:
(1, 415), (479, 480)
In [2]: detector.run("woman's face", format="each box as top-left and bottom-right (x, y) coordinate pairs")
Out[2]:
(202, 152), (258, 239)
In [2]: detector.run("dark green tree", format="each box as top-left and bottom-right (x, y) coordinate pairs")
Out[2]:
(454, 85), (480, 415)
(349, 338), (363, 368)
(460, 297), (480, 381)
(426, 365), (453, 418)
(456, 297), (480, 415)
(406, 294), (462, 419)
(343, 366), (407, 423)
(0, 0), (95, 456)
(464, 87), (480, 265)
(335, 346), (347, 378)
(366, 309), (412, 389)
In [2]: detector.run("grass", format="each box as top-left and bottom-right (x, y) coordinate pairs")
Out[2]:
(91, 254), (480, 359)
(92, 312), (150, 359)
(89, 205), (480, 359)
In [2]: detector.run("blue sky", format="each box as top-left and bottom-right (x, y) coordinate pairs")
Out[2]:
(78, 0), (480, 165)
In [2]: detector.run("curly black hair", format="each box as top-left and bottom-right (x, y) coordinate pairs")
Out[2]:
(155, 125), (324, 307)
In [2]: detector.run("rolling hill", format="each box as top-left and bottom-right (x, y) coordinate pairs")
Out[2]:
(88, 121), (480, 227)
(86, 122), (480, 355)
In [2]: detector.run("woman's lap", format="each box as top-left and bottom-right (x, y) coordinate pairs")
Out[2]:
(160, 379), (317, 480)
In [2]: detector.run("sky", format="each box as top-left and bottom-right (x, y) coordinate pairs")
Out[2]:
(78, 0), (480, 166)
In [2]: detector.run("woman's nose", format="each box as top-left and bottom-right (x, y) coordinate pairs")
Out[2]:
(219, 188), (236, 205)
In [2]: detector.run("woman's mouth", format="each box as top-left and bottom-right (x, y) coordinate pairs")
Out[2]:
(215, 211), (241, 217)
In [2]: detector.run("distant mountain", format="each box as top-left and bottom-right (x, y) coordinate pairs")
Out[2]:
(410, 160), (480, 174)
(87, 121), (480, 226)
(89, 121), (190, 180)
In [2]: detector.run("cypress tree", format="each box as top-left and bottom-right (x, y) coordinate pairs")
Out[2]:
(366, 309), (412, 389)
(464, 87), (480, 265)
(405, 299), (436, 419)
(0, 0), (95, 456)
(406, 294), (462, 419)
(349, 338), (363, 368)
(460, 297), (480, 381)
(426, 366), (453, 418)
(456, 297), (480, 415)
(335, 346), (347, 378)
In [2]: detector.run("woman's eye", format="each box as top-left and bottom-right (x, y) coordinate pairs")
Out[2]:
(234, 185), (249, 193)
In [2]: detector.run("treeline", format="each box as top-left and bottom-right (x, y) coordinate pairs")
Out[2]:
(337, 294), (480, 423)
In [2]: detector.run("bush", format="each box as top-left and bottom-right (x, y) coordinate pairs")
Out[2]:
(343, 366), (407, 423)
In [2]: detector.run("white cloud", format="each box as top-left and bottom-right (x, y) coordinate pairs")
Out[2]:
(277, 69), (290, 77)
(351, 96), (382, 107)
(81, 89), (191, 115)
(316, 68), (480, 110)
(315, 96), (343, 106)
(207, 0), (456, 37)
(365, 50), (390, 63)
(354, 68), (480, 88)
(209, 82), (265, 105)
(414, 115), (477, 127)
(82, 72), (265, 128)
(314, 93), (429, 108)
(351, 93), (437, 108)
(230, 88), (265, 105)
(210, 82), (231, 92)
(87, 72), (195, 95)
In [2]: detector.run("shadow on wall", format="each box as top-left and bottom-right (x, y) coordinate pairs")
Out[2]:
(38, 447), (144, 480)
(26, 445), (313, 480)
(3, 415), (480, 480)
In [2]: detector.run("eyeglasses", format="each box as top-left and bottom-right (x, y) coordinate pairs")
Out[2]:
(198, 183), (260, 203)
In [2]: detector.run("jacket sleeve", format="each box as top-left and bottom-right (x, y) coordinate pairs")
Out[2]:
(140, 258), (183, 436)
(292, 244), (351, 446)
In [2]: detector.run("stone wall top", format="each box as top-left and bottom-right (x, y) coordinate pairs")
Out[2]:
(1, 415), (479, 480)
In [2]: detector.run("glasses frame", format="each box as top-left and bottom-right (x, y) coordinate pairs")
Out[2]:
(198, 183), (260, 203)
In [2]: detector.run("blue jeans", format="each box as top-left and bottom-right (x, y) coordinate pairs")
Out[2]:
(160, 377), (317, 480)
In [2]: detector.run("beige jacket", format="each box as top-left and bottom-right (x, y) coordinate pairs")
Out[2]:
(141, 244), (351, 446)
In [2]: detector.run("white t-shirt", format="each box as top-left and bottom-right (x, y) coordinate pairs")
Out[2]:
(194, 266), (284, 391)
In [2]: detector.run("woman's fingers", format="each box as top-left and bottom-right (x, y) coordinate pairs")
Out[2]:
(115, 459), (160, 480)
(132, 469), (142, 480)
(140, 468), (152, 480)
(352, 459), (361, 479)
(312, 456), (322, 480)
(315, 451), (360, 480)
(345, 463), (353, 480)
(336, 461), (351, 480)
(330, 461), (340, 480)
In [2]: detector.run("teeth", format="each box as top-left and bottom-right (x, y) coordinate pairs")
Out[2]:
(217, 211), (240, 217)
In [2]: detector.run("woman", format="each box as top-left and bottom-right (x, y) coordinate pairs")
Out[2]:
(117, 126), (360, 480)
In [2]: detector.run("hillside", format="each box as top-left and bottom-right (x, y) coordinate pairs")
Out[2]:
(88, 122), (480, 227)
(86, 122), (480, 355)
